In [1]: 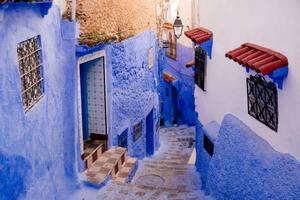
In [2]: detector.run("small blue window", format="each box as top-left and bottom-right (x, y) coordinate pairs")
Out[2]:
(133, 122), (142, 142)
(118, 130), (128, 148)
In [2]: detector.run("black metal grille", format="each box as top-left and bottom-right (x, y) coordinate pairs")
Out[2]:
(195, 46), (207, 91)
(204, 134), (214, 157)
(247, 75), (278, 132)
(17, 35), (44, 112)
(133, 122), (142, 142)
(118, 130), (128, 148)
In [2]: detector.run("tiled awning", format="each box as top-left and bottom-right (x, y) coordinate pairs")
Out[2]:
(186, 59), (195, 68)
(184, 27), (213, 44)
(163, 72), (176, 83)
(225, 43), (288, 75)
(163, 23), (173, 30)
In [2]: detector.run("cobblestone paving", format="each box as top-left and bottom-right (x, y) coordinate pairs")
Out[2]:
(71, 126), (212, 200)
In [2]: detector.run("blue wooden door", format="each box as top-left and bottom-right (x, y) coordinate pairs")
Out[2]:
(146, 109), (154, 156)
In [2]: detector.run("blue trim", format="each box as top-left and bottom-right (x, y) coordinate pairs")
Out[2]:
(0, 2), (53, 17)
(269, 66), (288, 89)
(243, 65), (288, 89)
(198, 38), (213, 59)
(80, 63), (89, 140)
(76, 44), (107, 57)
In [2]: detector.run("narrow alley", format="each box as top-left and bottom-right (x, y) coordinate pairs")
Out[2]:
(72, 126), (210, 200)
(1, 1), (300, 200)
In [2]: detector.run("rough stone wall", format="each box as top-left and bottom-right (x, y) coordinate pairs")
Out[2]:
(110, 31), (160, 159)
(0, 6), (77, 200)
(76, 0), (158, 40)
(203, 114), (300, 199)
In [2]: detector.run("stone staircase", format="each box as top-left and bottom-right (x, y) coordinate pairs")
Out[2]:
(81, 147), (138, 188)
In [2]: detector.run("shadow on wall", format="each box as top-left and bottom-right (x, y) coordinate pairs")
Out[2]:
(196, 114), (300, 200)
(0, 152), (32, 200)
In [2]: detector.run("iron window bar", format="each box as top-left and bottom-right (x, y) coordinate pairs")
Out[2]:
(17, 35), (44, 112)
(247, 74), (278, 132)
(195, 46), (207, 91)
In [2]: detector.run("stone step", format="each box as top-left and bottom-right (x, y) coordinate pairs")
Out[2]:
(113, 157), (138, 184)
(82, 147), (138, 188)
(83, 140), (106, 169)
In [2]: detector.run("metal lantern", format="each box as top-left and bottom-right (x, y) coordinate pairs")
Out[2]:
(173, 12), (183, 39)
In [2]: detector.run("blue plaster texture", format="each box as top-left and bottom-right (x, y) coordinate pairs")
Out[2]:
(195, 113), (203, 172)
(0, 5), (77, 200)
(159, 44), (196, 127)
(110, 31), (160, 159)
(203, 114), (300, 200)
(196, 120), (220, 189)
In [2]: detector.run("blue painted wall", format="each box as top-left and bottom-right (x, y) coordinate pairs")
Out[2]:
(0, 6), (77, 200)
(159, 44), (196, 127)
(196, 114), (300, 199)
(110, 31), (160, 159)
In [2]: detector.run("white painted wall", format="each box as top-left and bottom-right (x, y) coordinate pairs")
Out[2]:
(163, 0), (193, 47)
(196, 0), (300, 160)
(177, 0), (193, 47)
(54, 0), (67, 14)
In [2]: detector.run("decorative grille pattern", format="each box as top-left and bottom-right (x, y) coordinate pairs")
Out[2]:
(133, 122), (142, 142)
(195, 46), (207, 91)
(17, 35), (44, 112)
(247, 75), (278, 132)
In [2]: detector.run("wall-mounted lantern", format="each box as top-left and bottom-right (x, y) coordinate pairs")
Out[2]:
(173, 11), (183, 39)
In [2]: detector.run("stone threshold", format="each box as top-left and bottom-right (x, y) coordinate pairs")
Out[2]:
(80, 147), (138, 188)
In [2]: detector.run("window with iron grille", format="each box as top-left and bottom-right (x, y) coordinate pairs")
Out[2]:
(247, 75), (278, 132)
(133, 121), (142, 142)
(118, 130), (128, 148)
(166, 32), (177, 59)
(17, 35), (44, 112)
(195, 46), (207, 91)
(204, 134), (214, 157)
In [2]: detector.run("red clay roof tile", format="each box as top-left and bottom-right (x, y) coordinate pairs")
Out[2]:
(225, 43), (288, 75)
(184, 27), (213, 44)
(163, 72), (176, 83)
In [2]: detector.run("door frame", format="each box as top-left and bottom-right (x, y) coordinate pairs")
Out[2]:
(77, 50), (108, 156)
